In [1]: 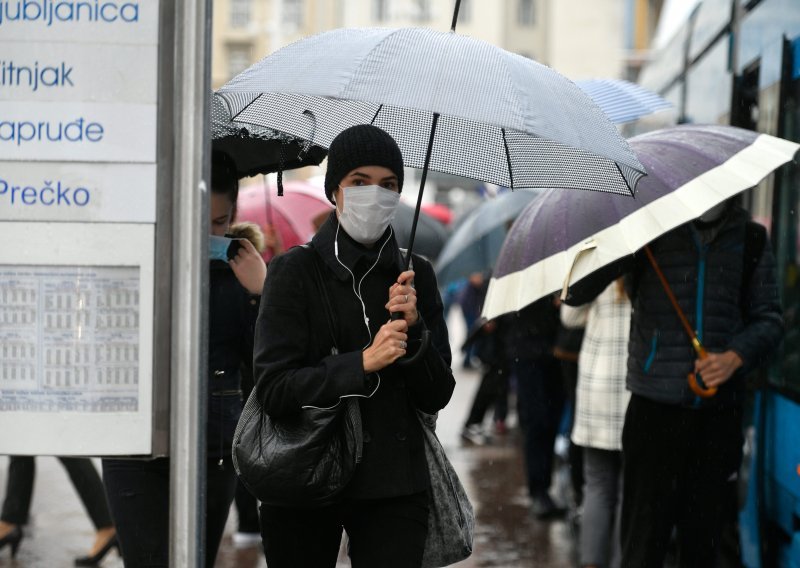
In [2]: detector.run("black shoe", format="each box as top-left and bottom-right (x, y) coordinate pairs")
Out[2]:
(0, 525), (22, 558)
(531, 493), (567, 520)
(74, 535), (119, 566)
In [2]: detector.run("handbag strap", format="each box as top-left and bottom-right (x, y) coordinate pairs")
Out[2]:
(301, 244), (339, 354)
(302, 244), (363, 464)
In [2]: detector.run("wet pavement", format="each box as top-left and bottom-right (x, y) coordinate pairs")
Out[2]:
(0, 312), (579, 567)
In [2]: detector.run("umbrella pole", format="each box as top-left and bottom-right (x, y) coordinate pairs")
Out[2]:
(643, 245), (717, 398)
(392, 113), (439, 366)
(450, 0), (462, 31)
(262, 174), (274, 228)
(404, 112), (440, 271)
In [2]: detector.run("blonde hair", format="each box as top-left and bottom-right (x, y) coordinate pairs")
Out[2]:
(228, 222), (266, 253)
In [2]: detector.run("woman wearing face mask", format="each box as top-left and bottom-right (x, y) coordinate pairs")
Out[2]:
(102, 151), (266, 567)
(253, 124), (456, 567)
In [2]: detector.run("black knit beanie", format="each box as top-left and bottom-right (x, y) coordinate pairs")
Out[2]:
(323, 124), (404, 204)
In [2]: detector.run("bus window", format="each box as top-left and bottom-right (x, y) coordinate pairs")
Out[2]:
(685, 40), (733, 123)
(689, 0), (733, 62)
(772, 65), (800, 398)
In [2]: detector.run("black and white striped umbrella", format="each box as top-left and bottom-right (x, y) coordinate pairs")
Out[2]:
(576, 79), (672, 124)
(216, 23), (647, 262)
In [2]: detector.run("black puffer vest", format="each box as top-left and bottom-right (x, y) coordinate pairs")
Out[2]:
(626, 208), (781, 408)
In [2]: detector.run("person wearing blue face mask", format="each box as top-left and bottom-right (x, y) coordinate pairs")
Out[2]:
(253, 124), (456, 567)
(102, 151), (266, 567)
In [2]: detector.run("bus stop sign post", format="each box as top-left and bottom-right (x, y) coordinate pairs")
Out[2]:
(170, 0), (212, 565)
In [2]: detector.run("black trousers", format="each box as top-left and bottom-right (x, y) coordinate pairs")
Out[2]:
(621, 395), (743, 568)
(234, 479), (260, 533)
(259, 491), (429, 568)
(1, 456), (113, 529)
(561, 359), (584, 506)
(514, 357), (565, 496)
(464, 363), (508, 427)
(102, 456), (237, 568)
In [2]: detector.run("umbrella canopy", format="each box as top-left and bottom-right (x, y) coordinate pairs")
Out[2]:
(575, 79), (672, 124)
(435, 189), (540, 287)
(216, 27), (646, 198)
(482, 124), (800, 320)
(211, 92), (326, 178)
(393, 201), (449, 261)
(236, 180), (333, 262)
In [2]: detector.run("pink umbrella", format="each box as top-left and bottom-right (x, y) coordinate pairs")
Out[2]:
(236, 180), (333, 262)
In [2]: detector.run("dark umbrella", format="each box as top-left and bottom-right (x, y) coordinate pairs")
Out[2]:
(482, 124), (800, 321)
(392, 201), (449, 262)
(435, 189), (540, 287)
(211, 92), (326, 178)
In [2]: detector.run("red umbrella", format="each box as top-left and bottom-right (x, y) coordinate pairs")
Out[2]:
(236, 180), (333, 262)
(421, 202), (454, 226)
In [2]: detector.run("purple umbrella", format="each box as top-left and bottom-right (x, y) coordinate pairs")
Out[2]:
(482, 124), (800, 320)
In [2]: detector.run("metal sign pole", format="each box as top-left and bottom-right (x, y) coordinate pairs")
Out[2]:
(170, 0), (212, 565)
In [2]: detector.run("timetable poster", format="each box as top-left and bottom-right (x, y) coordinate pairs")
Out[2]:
(0, 265), (140, 413)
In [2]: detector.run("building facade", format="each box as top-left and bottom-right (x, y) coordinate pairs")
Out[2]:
(212, 0), (664, 88)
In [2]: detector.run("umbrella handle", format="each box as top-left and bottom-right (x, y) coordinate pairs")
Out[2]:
(390, 311), (432, 366)
(687, 342), (718, 398)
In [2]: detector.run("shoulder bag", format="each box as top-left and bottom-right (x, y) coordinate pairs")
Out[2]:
(232, 245), (363, 507)
(418, 411), (475, 568)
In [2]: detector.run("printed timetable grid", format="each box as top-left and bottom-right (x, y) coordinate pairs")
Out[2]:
(0, 265), (140, 412)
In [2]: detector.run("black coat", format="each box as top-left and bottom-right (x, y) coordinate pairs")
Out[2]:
(208, 260), (260, 460)
(624, 208), (783, 407)
(254, 213), (455, 500)
(566, 207), (783, 408)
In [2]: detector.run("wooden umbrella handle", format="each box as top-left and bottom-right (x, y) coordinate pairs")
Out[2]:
(643, 246), (718, 398)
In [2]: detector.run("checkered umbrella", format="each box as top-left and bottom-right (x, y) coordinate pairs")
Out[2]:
(216, 23), (646, 264)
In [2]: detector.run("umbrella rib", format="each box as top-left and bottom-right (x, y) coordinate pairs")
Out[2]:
(614, 161), (635, 197)
(370, 104), (384, 125)
(229, 92), (264, 122)
(501, 128), (514, 189)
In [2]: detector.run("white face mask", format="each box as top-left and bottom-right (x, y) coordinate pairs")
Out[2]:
(336, 185), (400, 245)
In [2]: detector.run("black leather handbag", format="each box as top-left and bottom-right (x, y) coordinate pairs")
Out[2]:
(232, 246), (363, 507)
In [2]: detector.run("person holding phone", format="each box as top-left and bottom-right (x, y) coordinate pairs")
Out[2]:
(101, 151), (266, 567)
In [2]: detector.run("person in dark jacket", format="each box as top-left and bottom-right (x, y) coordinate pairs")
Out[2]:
(253, 124), (455, 567)
(102, 151), (266, 567)
(502, 295), (566, 519)
(567, 201), (783, 567)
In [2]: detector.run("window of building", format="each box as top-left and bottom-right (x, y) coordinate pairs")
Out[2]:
(283, 0), (303, 27)
(459, 0), (470, 24)
(227, 44), (252, 78)
(517, 0), (535, 26)
(373, 0), (389, 21)
(415, 0), (431, 22)
(230, 0), (251, 28)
